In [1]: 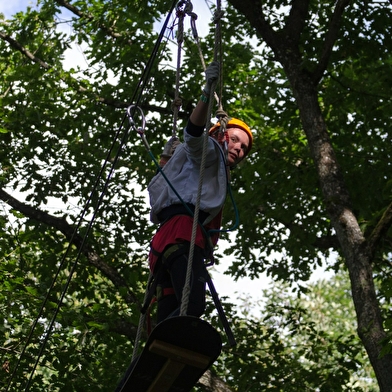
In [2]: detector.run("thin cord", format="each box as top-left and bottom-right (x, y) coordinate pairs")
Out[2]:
(7, 1), (179, 390)
(23, 114), (130, 391)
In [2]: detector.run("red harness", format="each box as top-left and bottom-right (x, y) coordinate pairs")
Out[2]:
(148, 212), (222, 273)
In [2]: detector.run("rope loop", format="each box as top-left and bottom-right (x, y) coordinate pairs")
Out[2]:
(189, 14), (198, 41)
(127, 105), (151, 150)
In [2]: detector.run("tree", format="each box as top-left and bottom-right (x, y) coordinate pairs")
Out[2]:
(1, 0), (391, 390)
(223, 0), (392, 389)
(219, 269), (378, 391)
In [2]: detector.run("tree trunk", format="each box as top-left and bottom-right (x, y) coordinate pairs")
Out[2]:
(227, 0), (392, 389)
(293, 80), (392, 391)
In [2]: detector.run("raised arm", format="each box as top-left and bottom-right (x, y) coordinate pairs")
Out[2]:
(189, 61), (219, 127)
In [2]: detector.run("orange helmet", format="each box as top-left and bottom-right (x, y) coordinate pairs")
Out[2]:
(209, 118), (253, 154)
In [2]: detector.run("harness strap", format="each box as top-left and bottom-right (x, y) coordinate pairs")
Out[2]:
(162, 243), (189, 261)
(141, 244), (188, 314)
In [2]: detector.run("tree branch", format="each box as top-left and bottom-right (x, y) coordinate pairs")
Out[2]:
(0, 31), (51, 69)
(284, 0), (310, 48)
(227, 0), (278, 50)
(0, 188), (141, 307)
(199, 370), (234, 392)
(312, 0), (352, 84)
(0, 31), (187, 118)
(54, 0), (134, 46)
(367, 201), (392, 259)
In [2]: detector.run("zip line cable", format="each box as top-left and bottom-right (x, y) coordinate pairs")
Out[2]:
(6, 2), (179, 391)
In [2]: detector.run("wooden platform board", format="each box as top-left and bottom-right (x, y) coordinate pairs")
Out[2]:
(116, 316), (222, 392)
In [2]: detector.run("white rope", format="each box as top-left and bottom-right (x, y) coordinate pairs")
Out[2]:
(171, 2), (186, 138)
(180, 1), (224, 316)
(130, 0), (225, 367)
(189, 11), (221, 106)
(172, 0), (198, 138)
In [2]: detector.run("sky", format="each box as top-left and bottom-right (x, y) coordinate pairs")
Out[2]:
(1, 0), (333, 317)
(1, 0), (34, 18)
(1, 0), (215, 24)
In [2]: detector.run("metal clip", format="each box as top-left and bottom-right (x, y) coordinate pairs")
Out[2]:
(127, 105), (146, 133)
(126, 105), (150, 150)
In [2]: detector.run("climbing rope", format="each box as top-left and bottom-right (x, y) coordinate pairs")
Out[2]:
(171, 0), (193, 138)
(180, 0), (227, 317)
(189, 5), (221, 107)
(125, 0), (240, 359)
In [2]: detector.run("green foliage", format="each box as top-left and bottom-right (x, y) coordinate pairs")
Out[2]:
(209, 270), (377, 391)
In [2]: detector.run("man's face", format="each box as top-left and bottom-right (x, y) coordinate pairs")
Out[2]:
(226, 128), (250, 166)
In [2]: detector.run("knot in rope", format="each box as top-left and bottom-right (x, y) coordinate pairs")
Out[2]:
(176, 0), (193, 18)
(215, 108), (228, 126)
(215, 109), (229, 137)
(213, 9), (225, 23)
(171, 97), (183, 111)
(215, 109), (230, 163)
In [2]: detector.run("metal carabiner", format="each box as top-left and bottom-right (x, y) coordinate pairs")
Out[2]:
(126, 105), (146, 134)
(126, 105), (150, 150)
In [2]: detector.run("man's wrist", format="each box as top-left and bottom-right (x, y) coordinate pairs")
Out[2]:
(200, 89), (209, 103)
(186, 119), (204, 137)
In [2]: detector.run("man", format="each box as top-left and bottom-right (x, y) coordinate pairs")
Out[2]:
(148, 62), (253, 323)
